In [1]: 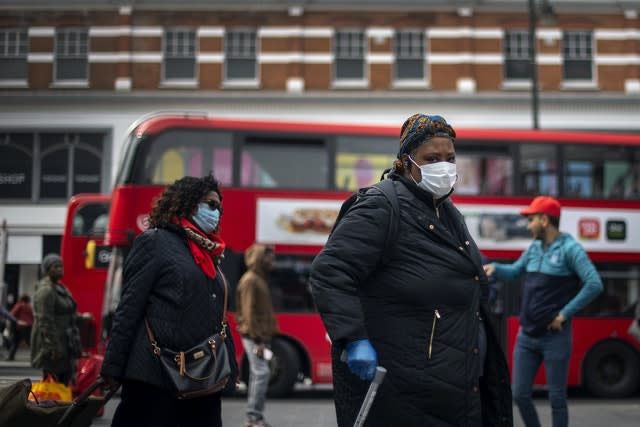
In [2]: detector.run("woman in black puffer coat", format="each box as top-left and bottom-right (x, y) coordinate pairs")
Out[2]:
(101, 174), (237, 427)
(310, 114), (512, 427)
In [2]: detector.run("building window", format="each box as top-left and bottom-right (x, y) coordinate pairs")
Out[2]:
(40, 133), (103, 199)
(0, 133), (33, 199)
(225, 29), (257, 80)
(334, 30), (365, 80)
(0, 28), (28, 80)
(0, 131), (106, 201)
(55, 28), (88, 81)
(164, 29), (197, 80)
(394, 30), (425, 80)
(504, 30), (530, 80)
(563, 30), (593, 81)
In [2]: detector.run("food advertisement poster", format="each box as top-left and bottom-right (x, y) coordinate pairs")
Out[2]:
(257, 198), (342, 245)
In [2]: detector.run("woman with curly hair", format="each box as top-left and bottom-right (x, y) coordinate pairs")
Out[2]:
(101, 174), (238, 427)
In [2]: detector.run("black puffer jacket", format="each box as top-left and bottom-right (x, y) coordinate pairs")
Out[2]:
(101, 225), (237, 392)
(310, 175), (512, 427)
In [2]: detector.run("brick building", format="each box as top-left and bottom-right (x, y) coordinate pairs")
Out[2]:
(0, 0), (639, 298)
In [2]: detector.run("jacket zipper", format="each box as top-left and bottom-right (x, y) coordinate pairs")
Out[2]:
(428, 309), (441, 359)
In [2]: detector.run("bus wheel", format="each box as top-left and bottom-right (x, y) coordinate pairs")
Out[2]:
(583, 340), (640, 398)
(267, 338), (300, 398)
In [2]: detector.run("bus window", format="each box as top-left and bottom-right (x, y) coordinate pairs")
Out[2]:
(221, 251), (316, 313)
(579, 264), (640, 317)
(135, 129), (234, 185)
(241, 137), (327, 189)
(72, 202), (109, 236)
(602, 147), (640, 199)
(335, 135), (395, 190)
(520, 144), (558, 196)
(563, 144), (612, 199)
(455, 155), (514, 196)
(269, 254), (316, 313)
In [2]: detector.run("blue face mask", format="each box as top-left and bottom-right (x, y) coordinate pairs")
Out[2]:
(192, 203), (220, 234)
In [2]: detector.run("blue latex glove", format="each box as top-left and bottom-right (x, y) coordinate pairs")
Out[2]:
(345, 339), (378, 381)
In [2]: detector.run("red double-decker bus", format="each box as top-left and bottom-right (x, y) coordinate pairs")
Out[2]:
(62, 112), (640, 397)
(60, 193), (111, 350)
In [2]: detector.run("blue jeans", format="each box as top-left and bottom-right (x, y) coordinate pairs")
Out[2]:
(242, 337), (271, 422)
(512, 325), (572, 427)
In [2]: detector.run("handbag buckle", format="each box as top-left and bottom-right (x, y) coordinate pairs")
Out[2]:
(151, 340), (161, 355)
(220, 322), (227, 338)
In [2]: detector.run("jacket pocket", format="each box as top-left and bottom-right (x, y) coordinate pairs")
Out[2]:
(427, 309), (441, 359)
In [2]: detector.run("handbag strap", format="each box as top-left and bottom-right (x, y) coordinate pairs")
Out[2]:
(144, 268), (229, 354)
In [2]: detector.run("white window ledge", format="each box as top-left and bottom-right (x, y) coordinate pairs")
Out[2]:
(50, 80), (89, 88)
(0, 79), (28, 88)
(561, 81), (598, 91)
(392, 79), (431, 90)
(159, 79), (199, 89)
(501, 80), (532, 90)
(220, 79), (260, 89)
(331, 79), (369, 89)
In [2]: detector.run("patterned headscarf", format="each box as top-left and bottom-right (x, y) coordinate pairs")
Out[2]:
(397, 114), (456, 158)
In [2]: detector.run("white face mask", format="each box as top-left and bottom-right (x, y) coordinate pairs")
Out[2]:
(409, 158), (458, 198)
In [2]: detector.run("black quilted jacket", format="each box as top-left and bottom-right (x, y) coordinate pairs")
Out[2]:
(310, 175), (512, 427)
(101, 225), (237, 392)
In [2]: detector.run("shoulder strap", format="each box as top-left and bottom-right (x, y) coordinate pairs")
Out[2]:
(217, 270), (229, 338)
(144, 269), (229, 348)
(330, 179), (399, 266)
(370, 179), (399, 266)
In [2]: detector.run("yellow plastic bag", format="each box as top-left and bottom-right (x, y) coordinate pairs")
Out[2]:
(28, 375), (72, 402)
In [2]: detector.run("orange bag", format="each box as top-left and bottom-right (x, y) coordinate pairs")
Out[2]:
(28, 375), (72, 402)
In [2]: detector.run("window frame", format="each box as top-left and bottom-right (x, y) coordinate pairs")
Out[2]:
(562, 30), (594, 82)
(54, 27), (89, 83)
(224, 28), (258, 83)
(0, 28), (29, 83)
(503, 29), (531, 81)
(333, 29), (367, 84)
(393, 29), (426, 82)
(0, 130), (110, 202)
(162, 27), (198, 83)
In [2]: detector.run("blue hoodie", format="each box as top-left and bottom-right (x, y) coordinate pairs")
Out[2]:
(492, 233), (603, 336)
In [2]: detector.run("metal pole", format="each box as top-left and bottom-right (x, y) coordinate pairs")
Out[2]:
(528, 0), (540, 129)
(353, 366), (387, 427)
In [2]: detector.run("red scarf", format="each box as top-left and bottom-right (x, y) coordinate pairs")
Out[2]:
(178, 217), (226, 279)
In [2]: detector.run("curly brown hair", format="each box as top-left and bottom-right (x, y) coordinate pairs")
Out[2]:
(148, 174), (222, 228)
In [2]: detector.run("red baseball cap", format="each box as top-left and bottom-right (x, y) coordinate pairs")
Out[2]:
(520, 196), (561, 218)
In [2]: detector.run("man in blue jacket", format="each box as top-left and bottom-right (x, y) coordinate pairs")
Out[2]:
(484, 196), (603, 427)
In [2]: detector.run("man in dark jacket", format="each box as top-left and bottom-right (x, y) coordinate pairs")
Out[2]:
(310, 114), (512, 427)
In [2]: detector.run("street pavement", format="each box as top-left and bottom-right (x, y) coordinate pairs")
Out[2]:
(2, 347), (640, 426)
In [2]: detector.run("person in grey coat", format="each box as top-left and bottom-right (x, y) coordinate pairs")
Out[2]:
(30, 253), (80, 385)
(310, 114), (512, 427)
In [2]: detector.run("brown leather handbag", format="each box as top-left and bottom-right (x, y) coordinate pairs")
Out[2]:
(144, 273), (232, 399)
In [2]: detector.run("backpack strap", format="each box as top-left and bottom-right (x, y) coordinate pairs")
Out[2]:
(369, 179), (399, 266)
(330, 179), (400, 267)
